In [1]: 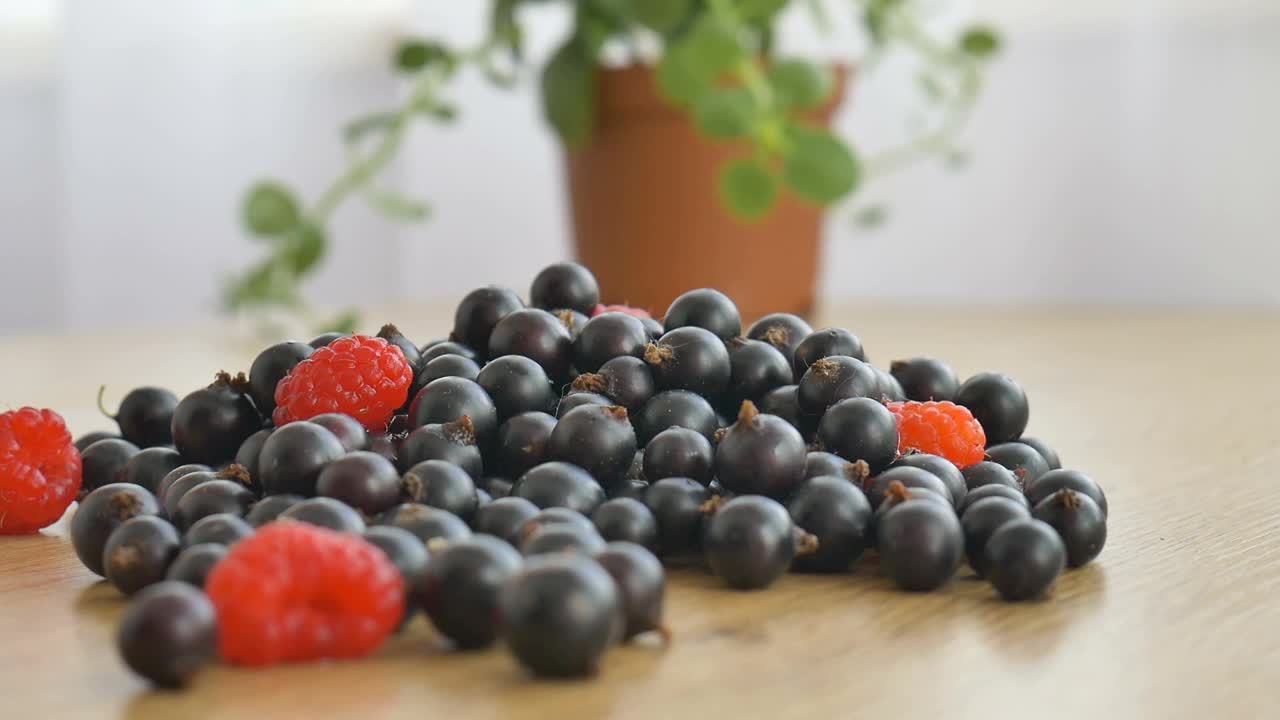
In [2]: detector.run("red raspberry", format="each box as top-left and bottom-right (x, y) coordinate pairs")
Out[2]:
(206, 522), (404, 666)
(886, 401), (986, 468)
(592, 303), (652, 319)
(0, 408), (81, 534)
(273, 335), (413, 430)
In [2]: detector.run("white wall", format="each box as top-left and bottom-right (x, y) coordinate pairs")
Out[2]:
(1, 1), (1278, 333)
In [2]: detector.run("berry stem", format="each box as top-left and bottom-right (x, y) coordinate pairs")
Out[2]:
(95, 385), (117, 421)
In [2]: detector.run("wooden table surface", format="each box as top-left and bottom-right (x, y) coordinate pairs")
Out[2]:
(2, 306), (1279, 720)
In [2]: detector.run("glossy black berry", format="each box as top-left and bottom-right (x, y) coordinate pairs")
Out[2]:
(233, 429), (271, 484)
(956, 372), (1029, 445)
(182, 513), (253, 547)
(986, 442), (1050, 486)
(477, 355), (557, 420)
(257, 421), (345, 496)
(307, 413), (367, 452)
(116, 581), (217, 688)
(243, 494), (304, 527)
(797, 356), (878, 414)
(170, 373), (262, 466)
(107, 387), (180, 448)
(636, 390), (719, 446)
(161, 470), (220, 521)
(530, 262), (600, 315)
(75, 431), (119, 452)
(591, 498), (658, 550)
(522, 523), (606, 557)
(891, 453), (967, 509)
(961, 497), (1032, 576)
(498, 554), (620, 678)
(962, 461), (1021, 492)
(519, 506), (597, 539)
(555, 392), (609, 418)
(104, 515), (181, 595)
(247, 341), (313, 415)
(363, 525), (429, 584)
(986, 519), (1066, 601)
(120, 446), (183, 495)
(409, 377), (498, 447)
(547, 405), (637, 487)
(871, 366), (906, 402)
(643, 477), (710, 556)
(399, 417), (483, 478)
(164, 543), (226, 589)
(865, 466), (953, 510)
(957, 483), (1028, 514)
(570, 355), (655, 411)
(488, 412), (553, 480)
(309, 331), (349, 348)
(81, 438), (141, 495)
(663, 288), (740, 341)
(793, 328), (865, 380)
(643, 427), (713, 485)
(1032, 489), (1106, 567)
(72, 484), (161, 576)
(552, 309), (591, 340)
(379, 503), (471, 544)
(1025, 469), (1108, 517)
(376, 323), (422, 370)
(714, 401), (806, 499)
(803, 451), (867, 483)
(639, 316), (665, 340)
(316, 452), (402, 516)
(787, 475), (872, 572)
(877, 499), (964, 592)
(488, 308), (574, 381)
(416, 354), (481, 391)
(402, 459), (478, 519)
(705, 496), (806, 590)
(421, 341), (479, 364)
(593, 541), (667, 641)
(511, 461), (606, 514)
(609, 478), (649, 501)
(278, 496), (366, 533)
(1016, 437), (1062, 471)
(472, 496), (540, 546)
(758, 384), (817, 440)
(155, 464), (212, 510)
(725, 337), (792, 405)
(572, 312), (649, 373)
(889, 357), (959, 402)
(174, 479), (254, 531)
(816, 397), (899, 474)
(452, 286), (524, 359)
(416, 535), (522, 649)
(746, 313), (812, 363)
(644, 327), (731, 397)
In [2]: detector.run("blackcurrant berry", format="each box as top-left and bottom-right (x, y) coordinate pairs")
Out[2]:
(570, 355), (655, 411)
(547, 405), (637, 487)
(1024, 469), (1108, 517)
(247, 341), (313, 415)
(891, 453), (967, 509)
(609, 478), (649, 501)
(803, 451), (869, 483)
(640, 316), (665, 340)
(705, 496), (810, 590)
(725, 337), (792, 405)
(479, 476), (513, 499)
(957, 483), (1029, 514)
(1015, 436), (1062, 470)
(477, 355), (558, 419)
(363, 525), (429, 624)
(962, 461), (1021, 492)
(643, 477), (710, 556)
(865, 466), (953, 510)
(871, 366), (906, 402)
(233, 429), (271, 485)
(279, 497), (366, 533)
(961, 497), (1032, 576)
(379, 503), (472, 544)
(174, 479), (254, 531)
(416, 535), (523, 649)
(593, 541), (667, 641)
(307, 413), (368, 452)
(520, 506), (596, 540)
(644, 326), (731, 397)
(715, 401), (806, 498)
(120, 446), (183, 495)
(421, 341), (479, 364)
(81, 438), (141, 495)
(889, 357), (959, 402)
(663, 288), (740, 341)
(409, 377), (498, 447)
(315, 451), (402, 516)
(985, 442), (1050, 486)
(797, 356), (878, 414)
(816, 397), (899, 474)
(492, 411), (556, 480)
(164, 543), (226, 589)
(104, 515), (181, 595)
(1032, 489), (1106, 567)
(511, 461), (606, 515)
(452, 286), (524, 359)
(552, 309), (591, 340)
(498, 554), (620, 678)
(309, 332), (349, 348)
(243, 494), (304, 527)
(643, 427), (714, 485)
(376, 323), (422, 370)
(400, 417), (483, 478)
(634, 390), (718, 445)
(985, 519), (1066, 601)
(758, 384), (817, 440)
(793, 328), (865, 380)
(530, 262), (600, 315)
(402, 459), (478, 519)
(473, 496), (540, 546)
(257, 421), (345, 496)
(787, 475), (872, 572)
(956, 372), (1029, 445)
(155, 464), (212, 510)
(591, 497), (658, 550)
(488, 308), (574, 380)
(104, 386), (180, 448)
(522, 523), (606, 557)
(116, 581), (217, 687)
(75, 431), (119, 452)
(572, 312), (648, 373)
(556, 391), (611, 418)
(182, 513), (253, 548)
(877, 499), (963, 592)
(161, 470), (222, 521)
(746, 313), (813, 364)
(416, 354), (481, 389)
(170, 372), (262, 466)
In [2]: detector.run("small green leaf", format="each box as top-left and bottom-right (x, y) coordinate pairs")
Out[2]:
(540, 40), (597, 146)
(684, 15), (743, 78)
(736, 0), (787, 22)
(656, 45), (710, 107)
(782, 126), (860, 204)
(767, 60), (832, 111)
(244, 182), (300, 237)
(853, 204), (888, 229)
(344, 112), (398, 144)
(960, 26), (1000, 58)
(364, 187), (431, 222)
(694, 87), (756, 139)
(719, 158), (777, 220)
(420, 103), (458, 123)
(632, 0), (690, 33)
(283, 223), (326, 275)
(490, 0), (524, 60)
(864, 0), (901, 44)
(395, 40), (450, 73)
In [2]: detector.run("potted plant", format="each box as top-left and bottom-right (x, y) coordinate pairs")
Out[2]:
(229, 0), (998, 327)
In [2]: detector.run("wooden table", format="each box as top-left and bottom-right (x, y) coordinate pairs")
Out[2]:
(3, 307), (1278, 719)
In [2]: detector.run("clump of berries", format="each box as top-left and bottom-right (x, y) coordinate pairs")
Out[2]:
(37, 262), (1107, 688)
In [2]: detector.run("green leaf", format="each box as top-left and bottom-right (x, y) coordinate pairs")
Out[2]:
(736, 0), (787, 21)
(395, 40), (450, 73)
(719, 158), (777, 220)
(864, 0), (901, 45)
(632, 0), (690, 33)
(225, 260), (297, 310)
(364, 187), (431, 222)
(491, 0), (524, 60)
(420, 103), (458, 123)
(767, 60), (832, 111)
(782, 126), (860, 204)
(282, 223), (326, 275)
(853, 204), (888, 229)
(693, 87), (756, 139)
(244, 182), (300, 237)
(344, 112), (398, 144)
(684, 15), (743, 77)
(540, 40), (597, 146)
(960, 26), (1000, 58)
(656, 45), (711, 107)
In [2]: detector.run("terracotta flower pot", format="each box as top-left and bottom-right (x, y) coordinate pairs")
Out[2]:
(565, 64), (850, 322)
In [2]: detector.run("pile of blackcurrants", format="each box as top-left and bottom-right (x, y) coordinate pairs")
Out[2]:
(71, 262), (1107, 688)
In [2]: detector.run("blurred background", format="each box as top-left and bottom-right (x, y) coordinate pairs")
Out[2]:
(1, 0), (1277, 334)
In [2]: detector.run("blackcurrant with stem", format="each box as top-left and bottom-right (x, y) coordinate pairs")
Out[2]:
(494, 412), (556, 479)
(877, 499), (964, 592)
(402, 459), (478, 520)
(488, 308), (574, 381)
(233, 429), (270, 485)
(257, 421), (345, 496)
(891, 453), (967, 509)
(570, 355), (655, 410)
(704, 496), (812, 590)
(400, 416), (483, 478)
(803, 451), (869, 483)
(986, 442), (1050, 486)
(725, 337), (792, 404)
(409, 377), (498, 446)
(100, 386), (180, 448)
(644, 326), (731, 396)
(787, 475), (872, 573)
(865, 466), (953, 510)
(552, 309), (591, 339)
(746, 312), (812, 363)
(376, 323), (422, 370)
(171, 372), (262, 466)
(797, 356), (878, 414)
(556, 391), (611, 418)
(1025, 469), (1108, 517)
(816, 397), (899, 474)
(714, 401), (806, 499)
(1032, 489), (1106, 567)
(793, 328), (865, 380)
(547, 405), (636, 487)
(103, 515), (181, 595)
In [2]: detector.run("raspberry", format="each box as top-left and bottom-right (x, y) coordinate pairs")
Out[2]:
(206, 522), (403, 666)
(886, 401), (987, 469)
(592, 304), (652, 319)
(273, 335), (413, 431)
(0, 408), (82, 534)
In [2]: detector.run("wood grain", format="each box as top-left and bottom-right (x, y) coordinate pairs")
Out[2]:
(2, 306), (1279, 720)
